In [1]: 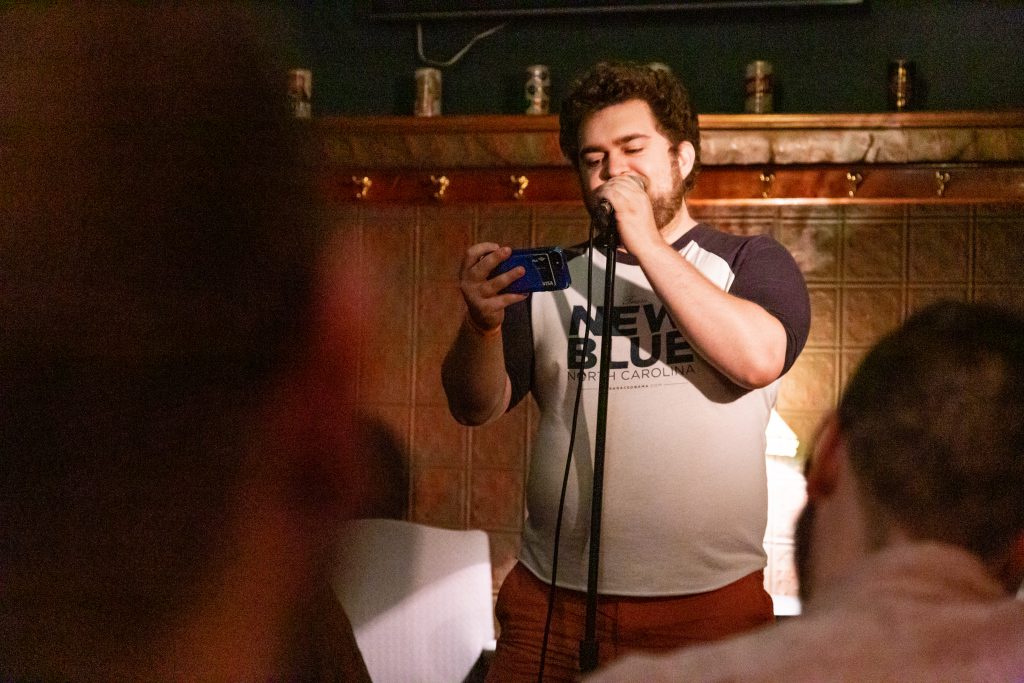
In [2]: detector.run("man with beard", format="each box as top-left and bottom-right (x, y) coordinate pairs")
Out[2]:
(442, 61), (810, 681)
(586, 300), (1024, 682)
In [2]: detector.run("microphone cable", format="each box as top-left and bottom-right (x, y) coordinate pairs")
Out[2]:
(536, 218), (600, 683)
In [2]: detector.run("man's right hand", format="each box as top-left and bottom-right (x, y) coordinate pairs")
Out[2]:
(458, 242), (529, 332)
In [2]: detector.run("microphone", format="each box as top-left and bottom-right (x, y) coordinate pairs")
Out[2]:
(597, 198), (615, 229)
(596, 175), (646, 232)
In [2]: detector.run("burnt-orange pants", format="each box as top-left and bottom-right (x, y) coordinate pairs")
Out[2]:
(484, 562), (774, 683)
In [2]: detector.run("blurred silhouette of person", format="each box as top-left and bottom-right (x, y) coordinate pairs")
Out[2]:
(351, 415), (411, 520)
(587, 300), (1024, 682)
(0, 5), (374, 680)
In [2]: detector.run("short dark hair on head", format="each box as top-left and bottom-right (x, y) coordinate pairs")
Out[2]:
(558, 61), (701, 191)
(838, 300), (1024, 564)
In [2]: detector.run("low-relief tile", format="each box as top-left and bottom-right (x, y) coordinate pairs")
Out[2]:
(416, 281), (464, 346)
(472, 401), (529, 471)
(908, 287), (967, 314)
(699, 205), (776, 235)
(975, 203), (1024, 220)
(359, 342), (412, 405)
(775, 221), (839, 281)
(415, 353), (448, 406)
(320, 229), (366, 308)
(975, 220), (1024, 283)
(419, 208), (476, 281)
(535, 205), (590, 247)
(323, 202), (363, 228)
(906, 204), (971, 221)
(776, 351), (837, 412)
(843, 222), (904, 281)
(362, 297), (411, 363)
(470, 469), (524, 530)
(368, 281), (415, 340)
(415, 284), (464, 404)
(974, 286), (1024, 316)
(908, 221), (969, 282)
(842, 205), (906, 223)
(477, 205), (532, 245)
(842, 287), (903, 346)
(807, 287), (839, 347)
(779, 205), (844, 222)
(363, 403), (410, 441)
(413, 405), (466, 469)
(411, 467), (465, 529)
(362, 211), (417, 286)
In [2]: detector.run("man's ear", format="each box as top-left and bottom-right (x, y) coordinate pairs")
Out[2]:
(675, 141), (696, 184)
(805, 413), (843, 500)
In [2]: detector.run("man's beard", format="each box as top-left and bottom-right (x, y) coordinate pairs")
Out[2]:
(793, 499), (816, 604)
(650, 159), (687, 230)
(588, 160), (687, 234)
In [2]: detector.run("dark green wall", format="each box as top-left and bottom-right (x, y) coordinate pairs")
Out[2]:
(289, 1), (1024, 116)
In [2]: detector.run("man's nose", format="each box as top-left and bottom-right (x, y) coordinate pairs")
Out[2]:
(603, 156), (629, 181)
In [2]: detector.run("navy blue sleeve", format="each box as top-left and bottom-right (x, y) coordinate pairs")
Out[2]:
(728, 235), (811, 376)
(502, 296), (533, 410)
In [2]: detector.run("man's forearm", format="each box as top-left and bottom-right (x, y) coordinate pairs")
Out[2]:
(441, 317), (512, 426)
(637, 242), (787, 389)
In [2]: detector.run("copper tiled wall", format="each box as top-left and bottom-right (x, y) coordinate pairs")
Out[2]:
(327, 201), (1024, 594)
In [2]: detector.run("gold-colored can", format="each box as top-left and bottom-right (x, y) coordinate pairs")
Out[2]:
(524, 64), (550, 115)
(888, 59), (913, 112)
(415, 67), (442, 117)
(744, 60), (774, 114)
(287, 68), (312, 119)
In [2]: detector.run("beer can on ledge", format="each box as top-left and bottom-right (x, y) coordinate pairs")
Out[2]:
(524, 64), (550, 115)
(888, 59), (914, 111)
(415, 67), (442, 117)
(744, 60), (774, 114)
(287, 68), (312, 119)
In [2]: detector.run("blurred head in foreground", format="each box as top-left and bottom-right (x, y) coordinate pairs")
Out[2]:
(796, 300), (1024, 602)
(1, 4), (373, 679)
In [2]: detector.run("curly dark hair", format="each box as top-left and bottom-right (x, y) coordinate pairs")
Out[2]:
(838, 300), (1024, 569)
(559, 61), (701, 192)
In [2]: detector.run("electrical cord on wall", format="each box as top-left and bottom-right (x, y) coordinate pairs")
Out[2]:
(416, 21), (506, 67)
(536, 222), (600, 682)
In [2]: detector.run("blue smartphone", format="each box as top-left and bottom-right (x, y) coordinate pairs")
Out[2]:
(490, 246), (572, 294)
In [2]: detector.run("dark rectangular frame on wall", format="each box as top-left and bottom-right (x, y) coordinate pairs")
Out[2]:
(366, 0), (863, 21)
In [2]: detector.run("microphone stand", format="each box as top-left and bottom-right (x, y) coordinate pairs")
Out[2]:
(579, 222), (618, 674)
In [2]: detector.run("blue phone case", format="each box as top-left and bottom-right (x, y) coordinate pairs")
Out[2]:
(491, 246), (571, 294)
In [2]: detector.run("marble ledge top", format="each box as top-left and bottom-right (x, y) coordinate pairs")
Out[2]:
(318, 113), (1024, 169)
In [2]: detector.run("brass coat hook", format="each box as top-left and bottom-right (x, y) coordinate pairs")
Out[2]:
(430, 174), (450, 200)
(846, 171), (864, 198)
(351, 175), (372, 200)
(510, 174), (529, 200)
(759, 171), (775, 199)
(935, 170), (951, 198)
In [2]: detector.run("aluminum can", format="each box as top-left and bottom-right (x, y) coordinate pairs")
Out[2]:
(888, 59), (914, 111)
(744, 60), (774, 114)
(415, 67), (442, 117)
(287, 68), (312, 119)
(524, 64), (550, 115)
